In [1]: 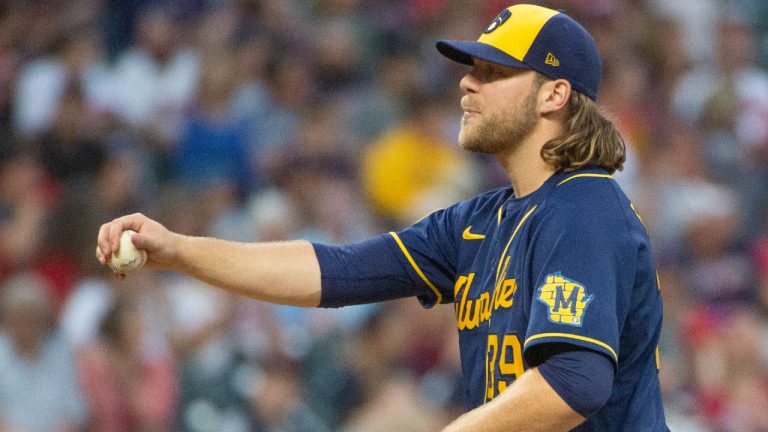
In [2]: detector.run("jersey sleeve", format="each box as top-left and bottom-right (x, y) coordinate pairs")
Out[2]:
(523, 200), (636, 366)
(314, 235), (428, 307)
(387, 207), (460, 308)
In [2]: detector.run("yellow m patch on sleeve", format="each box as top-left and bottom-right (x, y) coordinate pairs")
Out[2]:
(537, 273), (594, 327)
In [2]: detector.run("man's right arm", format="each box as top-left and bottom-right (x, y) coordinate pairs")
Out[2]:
(96, 213), (321, 307)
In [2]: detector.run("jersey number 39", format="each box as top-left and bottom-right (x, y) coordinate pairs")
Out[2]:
(485, 333), (524, 402)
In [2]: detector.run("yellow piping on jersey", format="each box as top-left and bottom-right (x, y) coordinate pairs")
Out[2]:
(494, 205), (537, 284)
(497, 205), (503, 225)
(524, 333), (618, 363)
(655, 345), (660, 370)
(389, 232), (442, 304)
(557, 173), (613, 186)
(630, 202), (645, 227)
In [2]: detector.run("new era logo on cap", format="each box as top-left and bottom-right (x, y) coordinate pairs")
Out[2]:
(436, 4), (603, 100)
(545, 53), (560, 67)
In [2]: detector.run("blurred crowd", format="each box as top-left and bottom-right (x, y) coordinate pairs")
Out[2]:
(0, 0), (767, 431)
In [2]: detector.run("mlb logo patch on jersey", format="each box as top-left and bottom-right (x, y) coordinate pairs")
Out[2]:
(537, 272), (593, 327)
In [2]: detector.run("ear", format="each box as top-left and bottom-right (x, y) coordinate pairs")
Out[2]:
(539, 79), (571, 115)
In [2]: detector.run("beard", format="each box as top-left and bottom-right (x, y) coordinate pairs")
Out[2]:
(458, 86), (539, 154)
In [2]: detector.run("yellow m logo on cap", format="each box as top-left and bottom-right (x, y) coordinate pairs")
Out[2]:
(477, 5), (559, 62)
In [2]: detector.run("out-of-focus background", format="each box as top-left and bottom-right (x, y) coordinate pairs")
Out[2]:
(0, 0), (767, 431)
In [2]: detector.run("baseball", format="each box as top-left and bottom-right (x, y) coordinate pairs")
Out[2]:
(109, 230), (147, 273)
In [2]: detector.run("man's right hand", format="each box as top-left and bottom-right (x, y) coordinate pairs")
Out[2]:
(96, 213), (181, 273)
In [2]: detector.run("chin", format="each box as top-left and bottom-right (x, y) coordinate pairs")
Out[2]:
(458, 125), (475, 148)
(459, 136), (489, 154)
(458, 131), (473, 151)
(459, 129), (508, 155)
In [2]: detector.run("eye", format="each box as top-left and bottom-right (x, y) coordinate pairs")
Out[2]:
(472, 62), (510, 82)
(471, 64), (493, 82)
(489, 67), (507, 79)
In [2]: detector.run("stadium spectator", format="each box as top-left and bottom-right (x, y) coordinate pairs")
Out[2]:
(0, 272), (86, 432)
(78, 297), (178, 432)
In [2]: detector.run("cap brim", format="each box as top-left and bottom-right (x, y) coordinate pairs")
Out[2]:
(436, 40), (528, 69)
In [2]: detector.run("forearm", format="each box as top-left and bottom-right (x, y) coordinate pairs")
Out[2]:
(97, 213), (429, 308)
(173, 236), (321, 307)
(442, 368), (584, 432)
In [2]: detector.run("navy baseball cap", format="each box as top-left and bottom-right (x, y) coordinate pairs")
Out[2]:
(436, 4), (602, 100)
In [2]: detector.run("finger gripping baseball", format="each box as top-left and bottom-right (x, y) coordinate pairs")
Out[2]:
(108, 230), (147, 272)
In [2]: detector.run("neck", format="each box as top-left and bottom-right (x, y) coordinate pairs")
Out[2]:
(495, 120), (563, 197)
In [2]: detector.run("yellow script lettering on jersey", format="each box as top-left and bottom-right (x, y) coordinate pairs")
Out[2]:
(454, 273), (518, 331)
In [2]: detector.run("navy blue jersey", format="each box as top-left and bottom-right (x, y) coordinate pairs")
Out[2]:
(387, 167), (668, 431)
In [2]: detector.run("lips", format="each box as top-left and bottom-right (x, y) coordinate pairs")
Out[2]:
(461, 97), (480, 115)
(462, 105), (480, 122)
(462, 112), (478, 123)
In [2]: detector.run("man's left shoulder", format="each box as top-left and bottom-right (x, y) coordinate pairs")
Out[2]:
(539, 169), (638, 234)
(549, 168), (627, 206)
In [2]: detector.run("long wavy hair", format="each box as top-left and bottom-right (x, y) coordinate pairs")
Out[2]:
(540, 89), (626, 174)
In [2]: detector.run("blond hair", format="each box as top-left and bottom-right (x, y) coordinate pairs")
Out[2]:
(540, 91), (625, 174)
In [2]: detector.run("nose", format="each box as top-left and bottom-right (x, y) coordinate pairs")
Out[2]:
(460, 72), (479, 94)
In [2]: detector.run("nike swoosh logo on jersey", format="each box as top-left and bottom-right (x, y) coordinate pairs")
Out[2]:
(462, 226), (486, 240)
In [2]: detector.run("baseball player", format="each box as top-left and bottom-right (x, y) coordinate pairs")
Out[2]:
(97, 4), (668, 431)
